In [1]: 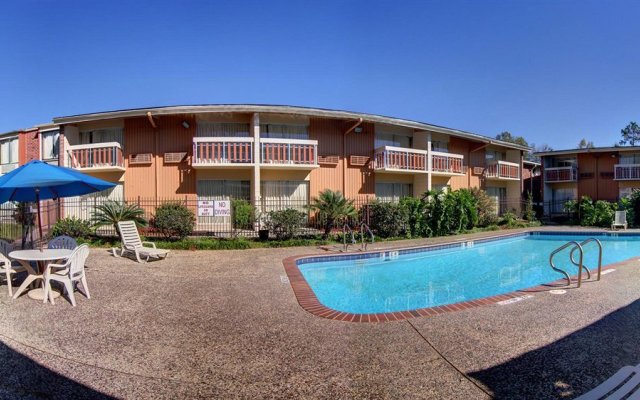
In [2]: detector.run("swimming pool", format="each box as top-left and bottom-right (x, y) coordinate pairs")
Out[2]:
(294, 232), (640, 315)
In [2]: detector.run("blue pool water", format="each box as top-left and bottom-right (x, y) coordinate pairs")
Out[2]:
(298, 233), (640, 314)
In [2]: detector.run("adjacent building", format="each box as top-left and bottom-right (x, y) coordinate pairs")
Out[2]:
(537, 146), (640, 215)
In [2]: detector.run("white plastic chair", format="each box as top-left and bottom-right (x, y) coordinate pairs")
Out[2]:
(48, 235), (78, 250)
(611, 211), (628, 230)
(42, 244), (90, 306)
(114, 221), (169, 263)
(575, 363), (640, 399)
(0, 240), (26, 297)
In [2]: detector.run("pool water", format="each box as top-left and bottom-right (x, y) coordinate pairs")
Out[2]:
(298, 233), (640, 314)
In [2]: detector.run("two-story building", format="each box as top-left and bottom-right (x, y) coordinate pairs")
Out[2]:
(537, 146), (640, 215)
(3, 105), (529, 231)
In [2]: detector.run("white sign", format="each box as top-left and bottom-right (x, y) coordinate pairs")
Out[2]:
(214, 200), (231, 217)
(197, 200), (214, 217)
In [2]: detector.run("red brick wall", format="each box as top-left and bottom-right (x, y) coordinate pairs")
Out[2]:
(19, 128), (40, 164)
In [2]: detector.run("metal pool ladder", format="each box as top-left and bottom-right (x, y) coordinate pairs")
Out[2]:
(360, 223), (374, 251)
(343, 224), (356, 251)
(549, 237), (603, 288)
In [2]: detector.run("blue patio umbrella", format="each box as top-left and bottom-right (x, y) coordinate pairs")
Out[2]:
(0, 160), (116, 249)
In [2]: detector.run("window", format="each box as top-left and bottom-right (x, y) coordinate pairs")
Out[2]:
(619, 153), (640, 165)
(79, 128), (123, 145)
(620, 187), (639, 199)
(548, 156), (577, 168)
(550, 187), (577, 214)
(486, 187), (507, 215)
(196, 122), (250, 137)
(197, 180), (250, 200)
(41, 130), (60, 161)
(432, 184), (449, 193)
(485, 150), (505, 162)
(375, 132), (411, 149)
(431, 141), (449, 153)
(260, 181), (309, 212)
(260, 124), (308, 140)
(0, 137), (18, 166)
(375, 183), (413, 202)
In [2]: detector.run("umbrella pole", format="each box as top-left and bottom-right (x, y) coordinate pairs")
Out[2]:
(36, 190), (43, 251)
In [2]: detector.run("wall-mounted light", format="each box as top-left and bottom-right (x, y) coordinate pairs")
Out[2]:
(181, 121), (190, 129)
(354, 127), (363, 133)
(611, 153), (618, 158)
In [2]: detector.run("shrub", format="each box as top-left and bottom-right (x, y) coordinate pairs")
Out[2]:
(93, 201), (147, 234)
(470, 188), (499, 227)
(624, 189), (640, 227)
(232, 200), (255, 230)
(367, 201), (408, 238)
(265, 208), (306, 240)
(51, 217), (92, 239)
(309, 189), (357, 238)
(522, 192), (536, 222)
(399, 196), (427, 237)
(422, 189), (478, 236)
(499, 211), (518, 226)
(576, 196), (617, 227)
(153, 202), (195, 239)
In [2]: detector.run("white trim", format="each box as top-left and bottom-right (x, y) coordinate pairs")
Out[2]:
(431, 150), (463, 159)
(193, 137), (254, 143)
(374, 145), (428, 155)
(68, 141), (121, 150)
(492, 160), (520, 167)
(260, 138), (317, 145)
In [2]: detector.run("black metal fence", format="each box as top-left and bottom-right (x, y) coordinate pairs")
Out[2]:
(0, 196), (531, 242)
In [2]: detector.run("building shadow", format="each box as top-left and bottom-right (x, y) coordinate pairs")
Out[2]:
(469, 299), (640, 399)
(0, 341), (114, 399)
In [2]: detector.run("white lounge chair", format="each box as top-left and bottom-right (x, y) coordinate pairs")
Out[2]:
(43, 244), (90, 306)
(114, 221), (169, 263)
(0, 240), (26, 297)
(575, 364), (640, 399)
(611, 211), (628, 230)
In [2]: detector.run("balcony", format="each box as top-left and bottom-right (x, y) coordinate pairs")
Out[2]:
(614, 164), (640, 181)
(192, 137), (254, 168)
(485, 160), (520, 180)
(373, 146), (428, 173)
(67, 142), (125, 172)
(544, 166), (577, 183)
(260, 138), (318, 169)
(431, 151), (465, 175)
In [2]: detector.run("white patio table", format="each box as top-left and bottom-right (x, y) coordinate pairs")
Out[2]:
(9, 249), (73, 302)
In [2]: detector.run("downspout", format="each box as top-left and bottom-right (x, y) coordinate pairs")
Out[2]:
(343, 118), (363, 196)
(147, 112), (159, 200)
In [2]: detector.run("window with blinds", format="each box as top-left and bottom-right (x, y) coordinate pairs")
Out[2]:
(260, 181), (309, 212)
(375, 183), (413, 202)
(41, 130), (60, 160)
(375, 132), (412, 149)
(619, 153), (640, 165)
(196, 122), (251, 138)
(0, 137), (18, 166)
(196, 180), (250, 200)
(260, 124), (308, 140)
(79, 128), (124, 145)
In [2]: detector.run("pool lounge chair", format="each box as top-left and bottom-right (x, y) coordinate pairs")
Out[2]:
(575, 363), (640, 399)
(114, 221), (169, 263)
(611, 211), (628, 230)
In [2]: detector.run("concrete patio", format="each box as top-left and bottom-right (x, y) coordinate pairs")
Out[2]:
(1, 228), (639, 399)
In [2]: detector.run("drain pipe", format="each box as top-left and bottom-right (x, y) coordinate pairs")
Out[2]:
(343, 118), (363, 195)
(147, 111), (159, 200)
(146, 112), (157, 129)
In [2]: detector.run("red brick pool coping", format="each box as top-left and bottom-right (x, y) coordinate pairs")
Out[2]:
(282, 233), (631, 323)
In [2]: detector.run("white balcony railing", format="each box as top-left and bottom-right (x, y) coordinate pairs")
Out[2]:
(544, 166), (577, 182)
(68, 142), (124, 170)
(614, 164), (640, 181)
(431, 151), (465, 175)
(486, 160), (520, 180)
(373, 146), (427, 172)
(192, 137), (254, 166)
(260, 138), (318, 166)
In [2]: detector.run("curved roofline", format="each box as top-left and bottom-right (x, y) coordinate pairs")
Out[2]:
(52, 104), (530, 151)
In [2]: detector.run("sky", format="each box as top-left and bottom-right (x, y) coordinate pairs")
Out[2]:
(0, 0), (638, 150)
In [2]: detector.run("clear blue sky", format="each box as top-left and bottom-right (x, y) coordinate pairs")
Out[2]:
(1, 0), (638, 150)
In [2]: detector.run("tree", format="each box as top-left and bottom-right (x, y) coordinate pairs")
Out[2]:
(495, 131), (529, 147)
(92, 201), (147, 235)
(619, 122), (640, 146)
(527, 143), (553, 162)
(309, 189), (357, 239)
(578, 138), (595, 149)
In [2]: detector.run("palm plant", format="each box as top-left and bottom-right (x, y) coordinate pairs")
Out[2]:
(92, 201), (147, 235)
(309, 189), (356, 238)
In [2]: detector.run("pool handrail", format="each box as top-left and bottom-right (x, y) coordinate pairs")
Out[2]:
(569, 237), (603, 281)
(549, 241), (585, 287)
(342, 224), (356, 251)
(360, 223), (374, 251)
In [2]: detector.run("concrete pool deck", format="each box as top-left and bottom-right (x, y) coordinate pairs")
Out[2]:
(0, 227), (639, 399)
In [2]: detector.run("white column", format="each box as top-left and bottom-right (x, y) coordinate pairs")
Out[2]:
(252, 113), (261, 228)
(426, 132), (432, 191)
